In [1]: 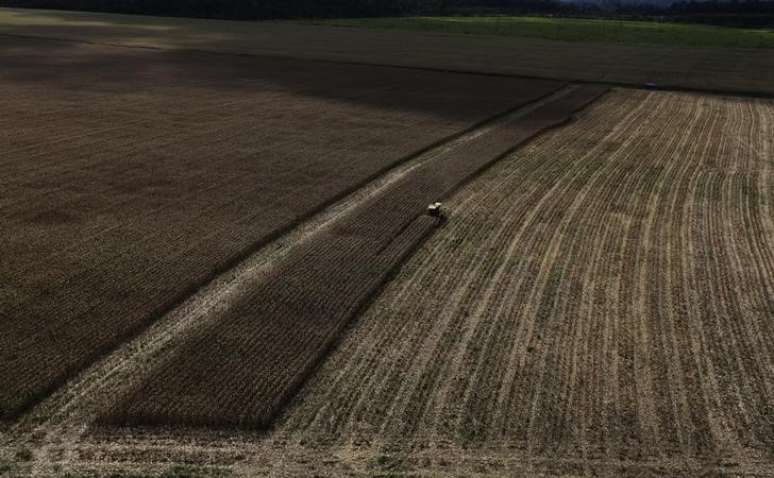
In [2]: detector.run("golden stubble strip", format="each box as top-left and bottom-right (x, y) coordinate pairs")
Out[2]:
(277, 89), (774, 464)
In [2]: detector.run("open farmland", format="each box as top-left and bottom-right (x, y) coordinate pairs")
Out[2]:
(1, 8), (774, 96)
(0, 34), (564, 420)
(2, 8), (774, 478)
(3, 87), (773, 477)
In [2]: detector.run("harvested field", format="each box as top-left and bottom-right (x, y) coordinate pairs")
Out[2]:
(5, 88), (774, 477)
(0, 35), (563, 420)
(3, 9), (774, 476)
(252, 91), (774, 471)
(101, 86), (608, 429)
(271, 88), (774, 468)
(1, 8), (774, 96)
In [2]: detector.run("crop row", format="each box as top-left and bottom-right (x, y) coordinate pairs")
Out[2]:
(0, 36), (563, 420)
(101, 86), (609, 428)
(276, 89), (774, 461)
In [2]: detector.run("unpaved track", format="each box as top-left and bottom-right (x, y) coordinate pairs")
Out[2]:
(3, 88), (774, 477)
(1, 8), (774, 96)
(0, 35), (561, 420)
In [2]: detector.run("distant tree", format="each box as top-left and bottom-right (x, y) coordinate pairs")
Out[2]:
(3, 0), (774, 22)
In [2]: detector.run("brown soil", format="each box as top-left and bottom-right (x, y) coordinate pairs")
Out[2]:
(1, 7), (773, 96)
(0, 34), (562, 420)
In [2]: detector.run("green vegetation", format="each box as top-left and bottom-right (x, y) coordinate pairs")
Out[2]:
(14, 448), (33, 462)
(61, 464), (232, 477)
(371, 453), (409, 477)
(311, 16), (774, 49)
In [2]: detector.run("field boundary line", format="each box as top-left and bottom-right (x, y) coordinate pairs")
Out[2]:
(1, 31), (773, 100)
(16, 441), (774, 476)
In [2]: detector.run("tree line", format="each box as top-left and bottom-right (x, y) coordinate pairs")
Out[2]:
(2, 0), (772, 21)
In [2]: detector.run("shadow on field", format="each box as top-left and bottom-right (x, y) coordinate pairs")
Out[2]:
(0, 33), (532, 122)
(3, 7), (774, 96)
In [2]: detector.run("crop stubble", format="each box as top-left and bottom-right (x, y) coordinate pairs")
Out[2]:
(272, 88), (774, 463)
(4, 88), (773, 477)
(30, 88), (774, 477)
(0, 36), (564, 419)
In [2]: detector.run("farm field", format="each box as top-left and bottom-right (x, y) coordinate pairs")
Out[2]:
(2, 8), (774, 478)
(314, 15), (774, 49)
(271, 88), (774, 475)
(2, 88), (773, 477)
(1, 8), (774, 96)
(0, 34), (563, 420)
